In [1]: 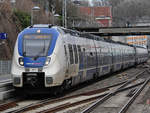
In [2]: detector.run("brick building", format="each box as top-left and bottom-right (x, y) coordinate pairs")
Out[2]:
(79, 6), (112, 27)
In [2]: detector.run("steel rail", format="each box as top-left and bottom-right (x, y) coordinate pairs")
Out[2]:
(8, 83), (117, 113)
(0, 98), (23, 112)
(80, 69), (146, 113)
(34, 79), (145, 113)
(7, 80), (129, 113)
(0, 79), (12, 87)
(8, 76), (134, 113)
(4, 69), (146, 113)
(118, 77), (150, 113)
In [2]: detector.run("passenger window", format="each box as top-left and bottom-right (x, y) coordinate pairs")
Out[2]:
(77, 45), (81, 63)
(68, 44), (74, 64)
(64, 45), (67, 55)
(90, 52), (93, 56)
(77, 45), (81, 52)
(83, 48), (85, 52)
(73, 45), (78, 64)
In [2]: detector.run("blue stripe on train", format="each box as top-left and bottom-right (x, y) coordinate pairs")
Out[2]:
(117, 64), (121, 68)
(72, 71), (83, 85)
(102, 66), (109, 72)
(78, 71), (85, 82)
(86, 68), (96, 80)
(24, 57), (46, 68)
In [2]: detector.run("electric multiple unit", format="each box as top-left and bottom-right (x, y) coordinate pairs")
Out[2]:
(11, 24), (148, 94)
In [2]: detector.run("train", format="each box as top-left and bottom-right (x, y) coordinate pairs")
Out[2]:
(11, 24), (148, 94)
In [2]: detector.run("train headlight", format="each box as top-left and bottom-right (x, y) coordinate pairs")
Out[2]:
(19, 57), (24, 66)
(45, 57), (51, 66)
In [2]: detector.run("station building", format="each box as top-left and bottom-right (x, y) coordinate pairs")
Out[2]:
(72, 0), (112, 27)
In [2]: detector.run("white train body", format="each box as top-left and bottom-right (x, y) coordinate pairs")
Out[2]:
(11, 25), (148, 93)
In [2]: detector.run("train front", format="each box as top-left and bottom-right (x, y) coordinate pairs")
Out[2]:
(11, 25), (64, 92)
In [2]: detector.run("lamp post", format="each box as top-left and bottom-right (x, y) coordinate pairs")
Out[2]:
(54, 14), (60, 25)
(31, 6), (40, 25)
(62, 0), (67, 28)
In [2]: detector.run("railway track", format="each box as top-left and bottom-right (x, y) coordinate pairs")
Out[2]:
(0, 79), (14, 100)
(81, 69), (150, 113)
(0, 68), (148, 113)
(0, 79), (126, 113)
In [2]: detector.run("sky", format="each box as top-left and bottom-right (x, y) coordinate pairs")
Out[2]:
(72, 0), (108, 6)
(88, 0), (108, 6)
(88, 0), (94, 6)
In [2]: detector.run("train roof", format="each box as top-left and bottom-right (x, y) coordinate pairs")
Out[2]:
(59, 27), (136, 47)
(29, 24), (53, 28)
(27, 25), (147, 49)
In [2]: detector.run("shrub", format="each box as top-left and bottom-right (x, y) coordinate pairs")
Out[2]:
(13, 10), (31, 29)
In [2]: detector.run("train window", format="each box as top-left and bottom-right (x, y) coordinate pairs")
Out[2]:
(64, 45), (67, 55)
(68, 44), (74, 64)
(90, 52), (93, 56)
(87, 52), (94, 67)
(73, 45), (78, 64)
(77, 45), (81, 52)
(83, 48), (85, 52)
(77, 45), (82, 64)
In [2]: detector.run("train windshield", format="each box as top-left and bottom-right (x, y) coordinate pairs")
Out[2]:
(23, 34), (52, 57)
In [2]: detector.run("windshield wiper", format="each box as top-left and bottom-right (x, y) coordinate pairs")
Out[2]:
(34, 48), (45, 60)
(23, 52), (26, 56)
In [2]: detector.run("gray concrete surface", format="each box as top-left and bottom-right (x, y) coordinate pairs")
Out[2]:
(0, 74), (13, 100)
(0, 74), (12, 81)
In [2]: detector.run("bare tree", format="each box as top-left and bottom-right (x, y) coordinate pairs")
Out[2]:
(0, 1), (18, 59)
(15, 0), (34, 13)
(109, 0), (150, 27)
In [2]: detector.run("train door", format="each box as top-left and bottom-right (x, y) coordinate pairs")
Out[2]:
(73, 44), (79, 75)
(68, 44), (75, 76)
(93, 40), (99, 78)
(77, 45), (85, 81)
(134, 47), (137, 65)
(120, 46), (124, 69)
(107, 44), (112, 74)
(63, 44), (70, 78)
(99, 45), (103, 76)
(111, 43), (115, 72)
(82, 47), (87, 81)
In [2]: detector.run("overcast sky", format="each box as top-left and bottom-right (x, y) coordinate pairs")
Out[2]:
(88, 0), (107, 6)
(88, 0), (94, 6)
(73, 0), (108, 6)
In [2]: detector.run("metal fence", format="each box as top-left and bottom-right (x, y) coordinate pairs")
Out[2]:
(0, 60), (11, 74)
